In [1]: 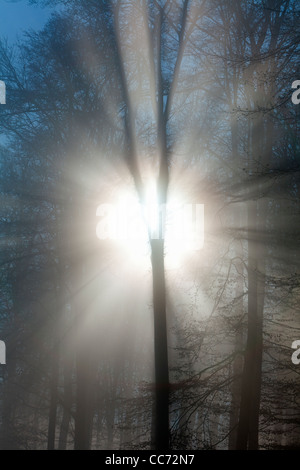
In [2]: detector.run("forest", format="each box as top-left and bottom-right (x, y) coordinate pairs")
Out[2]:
(0, 0), (299, 450)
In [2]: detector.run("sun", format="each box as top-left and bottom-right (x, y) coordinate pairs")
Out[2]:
(96, 182), (204, 270)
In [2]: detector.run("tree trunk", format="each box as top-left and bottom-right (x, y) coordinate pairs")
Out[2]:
(228, 238), (244, 450)
(248, 235), (265, 449)
(236, 188), (267, 451)
(228, 327), (243, 449)
(58, 360), (73, 450)
(236, 67), (271, 447)
(73, 256), (96, 450)
(150, 238), (169, 450)
(74, 341), (93, 450)
(236, 200), (259, 450)
(47, 347), (59, 450)
(0, 353), (17, 449)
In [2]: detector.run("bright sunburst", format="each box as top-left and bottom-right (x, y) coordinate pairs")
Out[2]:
(96, 182), (204, 270)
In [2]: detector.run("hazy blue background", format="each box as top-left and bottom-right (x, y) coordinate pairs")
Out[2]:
(0, 0), (54, 44)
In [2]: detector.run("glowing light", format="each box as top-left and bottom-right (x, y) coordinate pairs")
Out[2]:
(143, 181), (163, 240)
(96, 185), (204, 270)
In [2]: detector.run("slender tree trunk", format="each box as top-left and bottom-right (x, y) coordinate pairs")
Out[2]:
(74, 339), (93, 450)
(48, 209), (66, 450)
(236, 186), (266, 450)
(228, 202), (244, 449)
(247, 309), (263, 449)
(248, 229), (265, 449)
(47, 347), (59, 450)
(150, 238), (169, 450)
(106, 413), (114, 449)
(74, 269), (94, 450)
(58, 361), (73, 450)
(247, 99), (273, 448)
(236, 66), (271, 447)
(72, 223), (101, 452)
(105, 362), (119, 450)
(0, 353), (17, 449)
(236, 200), (259, 450)
(228, 326), (243, 449)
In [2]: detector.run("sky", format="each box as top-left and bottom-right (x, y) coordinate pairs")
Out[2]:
(0, 0), (57, 145)
(0, 0), (55, 44)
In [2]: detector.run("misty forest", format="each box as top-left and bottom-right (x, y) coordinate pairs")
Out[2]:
(0, 0), (300, 450)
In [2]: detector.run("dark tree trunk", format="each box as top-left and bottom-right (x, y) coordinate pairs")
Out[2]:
(74, 283), (94, 449)
(248, 187), (268, 449)
(0, 352), (17, 449)
(228, 327), (243, 449)
(236, 201), (260, 450)
(58, 360), (73, 450)
(74, 342), (93, 450)
(150, 238), (169, 450)
(47, 348), (59, 450)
